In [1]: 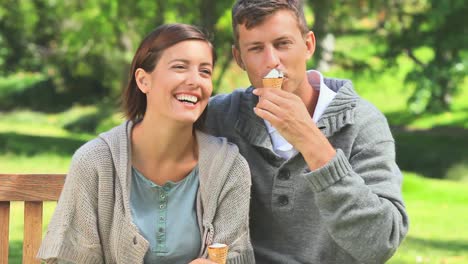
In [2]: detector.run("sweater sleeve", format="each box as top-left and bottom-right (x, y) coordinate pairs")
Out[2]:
(37, 141), (105, 264)
(211, 154), (256, 264)
(305, 108), (409, 264)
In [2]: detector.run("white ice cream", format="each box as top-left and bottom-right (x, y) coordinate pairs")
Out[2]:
(264, 68), (284, 79)
(209, 243), (227, 248)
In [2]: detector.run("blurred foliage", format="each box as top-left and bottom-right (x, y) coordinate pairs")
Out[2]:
(0, 0), (236, 109)
(0, 0), (467, 116)
(382, 0), (468, 114)
(309, 0), (467, 114)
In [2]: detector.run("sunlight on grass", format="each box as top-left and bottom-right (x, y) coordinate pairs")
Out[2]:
(389, 172), (468, 264)
(0, 153), (70, 173)
(0, 110), (94, 140)
(409, 111), (468, 129)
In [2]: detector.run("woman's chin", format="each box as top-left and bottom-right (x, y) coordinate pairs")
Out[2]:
(172, 114), (201, 126)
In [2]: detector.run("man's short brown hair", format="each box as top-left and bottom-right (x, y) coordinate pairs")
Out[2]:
(232, 0), (309, 47)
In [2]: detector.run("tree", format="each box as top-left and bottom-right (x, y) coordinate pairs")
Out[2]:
(384, 0), (468, 113)
(308, 0), (388, 71)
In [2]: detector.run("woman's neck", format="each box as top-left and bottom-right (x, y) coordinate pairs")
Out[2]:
(131, 116), (197, 166)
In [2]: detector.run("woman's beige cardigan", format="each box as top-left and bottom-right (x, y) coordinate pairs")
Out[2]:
(37, 121), (255, 264)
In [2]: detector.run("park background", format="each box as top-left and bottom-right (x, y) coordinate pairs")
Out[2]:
(0, 0), (467, 263)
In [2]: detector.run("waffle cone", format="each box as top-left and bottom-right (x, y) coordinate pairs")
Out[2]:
(262, 77), (283, 89)
(207, 244), (228, 264)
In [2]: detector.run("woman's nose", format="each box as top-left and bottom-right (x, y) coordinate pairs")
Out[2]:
(185, 69), (202, 87)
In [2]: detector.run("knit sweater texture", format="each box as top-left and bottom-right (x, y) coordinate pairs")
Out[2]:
(37, 121), (255, 264)
(205, 78), (409, 264)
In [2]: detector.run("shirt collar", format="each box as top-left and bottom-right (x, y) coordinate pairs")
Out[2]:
(307, 70), (337, 122)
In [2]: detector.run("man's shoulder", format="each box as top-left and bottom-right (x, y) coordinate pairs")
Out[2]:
(207, 87), (254, 117)
(321, 77), (389, 126)
(209, 87), (251, 107)
(205, 87), (254, 135)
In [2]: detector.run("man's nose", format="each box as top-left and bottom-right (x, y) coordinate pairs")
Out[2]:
(264, 46), (280, 69)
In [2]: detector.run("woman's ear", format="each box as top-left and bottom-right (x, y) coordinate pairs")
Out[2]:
(135, 68), (151, 94)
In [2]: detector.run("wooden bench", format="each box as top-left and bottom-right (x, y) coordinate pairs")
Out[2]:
(0, 174), (65, 264)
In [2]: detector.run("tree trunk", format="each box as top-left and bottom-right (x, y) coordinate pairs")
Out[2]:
(308, 0), (334, 71)
(428, 50), (453, 112)
(199, 0), (217, 34)
(155, 0), (166, 26)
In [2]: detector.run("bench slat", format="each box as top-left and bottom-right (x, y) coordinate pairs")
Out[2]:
(23, 201), (43, 264)
(0, 174), (65, 201)
(0, 201), (9, 264)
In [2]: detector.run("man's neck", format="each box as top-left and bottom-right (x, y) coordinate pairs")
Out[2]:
(295, 75), (319, 117)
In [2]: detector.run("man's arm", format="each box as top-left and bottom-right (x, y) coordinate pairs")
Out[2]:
(252, 87), (335, 169)
(253, 87), (408, 263)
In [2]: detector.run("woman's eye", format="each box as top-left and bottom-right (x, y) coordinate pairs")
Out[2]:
(201, 69), (212, 75)
(173, 65), (186, 69)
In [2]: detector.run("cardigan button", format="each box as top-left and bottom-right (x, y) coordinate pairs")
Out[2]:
(278, 195), (289, 206)
(278, 169), (290, 180)
(133, 236), (138, 245)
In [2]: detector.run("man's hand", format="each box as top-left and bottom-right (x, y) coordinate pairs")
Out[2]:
(189, 258), (217, 264)
(253, 87), (336, 170)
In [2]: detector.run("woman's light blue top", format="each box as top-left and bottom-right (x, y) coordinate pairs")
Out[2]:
(130, 166), (201, 264)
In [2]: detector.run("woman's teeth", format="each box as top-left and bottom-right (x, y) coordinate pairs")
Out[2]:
(176, 94), (198, 104)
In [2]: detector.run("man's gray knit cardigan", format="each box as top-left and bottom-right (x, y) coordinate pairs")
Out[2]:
(205, 79), (409, 264)
(37, 121), (255, 264)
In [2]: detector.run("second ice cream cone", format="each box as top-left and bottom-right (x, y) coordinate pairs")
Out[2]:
(208, 243), (228, 264)
(262, 77), (283, 89)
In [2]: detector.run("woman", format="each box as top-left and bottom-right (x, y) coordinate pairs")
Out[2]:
(37, 24), (254, 264)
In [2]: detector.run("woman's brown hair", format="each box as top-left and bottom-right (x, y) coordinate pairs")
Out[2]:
(122, 23), (216, 125)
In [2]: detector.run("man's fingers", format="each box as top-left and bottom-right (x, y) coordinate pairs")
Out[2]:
(257, 96), (282, 114)
(253, 107), (280, 125)
(253, 88), (296, 106)
(253, 87), (293, 97)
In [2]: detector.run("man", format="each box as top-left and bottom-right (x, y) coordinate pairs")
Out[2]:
(205, 0), (409, 263)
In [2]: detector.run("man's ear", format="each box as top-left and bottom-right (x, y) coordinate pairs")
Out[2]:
(305, 31), (316, 59)
(135, 68), (150, 94)
(232, 45), (246, 70)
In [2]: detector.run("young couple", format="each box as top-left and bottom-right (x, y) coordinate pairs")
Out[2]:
(38, 1), (408, 263)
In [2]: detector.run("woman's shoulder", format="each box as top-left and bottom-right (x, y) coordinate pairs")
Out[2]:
(196, 130), (250, 185)
(74, 137), (110, 160)
(70, 122), (129, 172)
(195, 130), (239, 154)
(69, 137), (112, 175)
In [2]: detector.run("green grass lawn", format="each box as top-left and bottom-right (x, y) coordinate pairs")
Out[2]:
(389, 173), (468, 264)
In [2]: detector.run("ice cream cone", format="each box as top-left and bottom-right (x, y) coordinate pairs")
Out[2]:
(207, 243), (228, 264)
(262, 77), (283, 89)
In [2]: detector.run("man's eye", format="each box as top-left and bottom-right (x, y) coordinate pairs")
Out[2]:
(173, 65), (186, 69)
(248, 46), (261, 52)
(277, 41), (291, 47)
